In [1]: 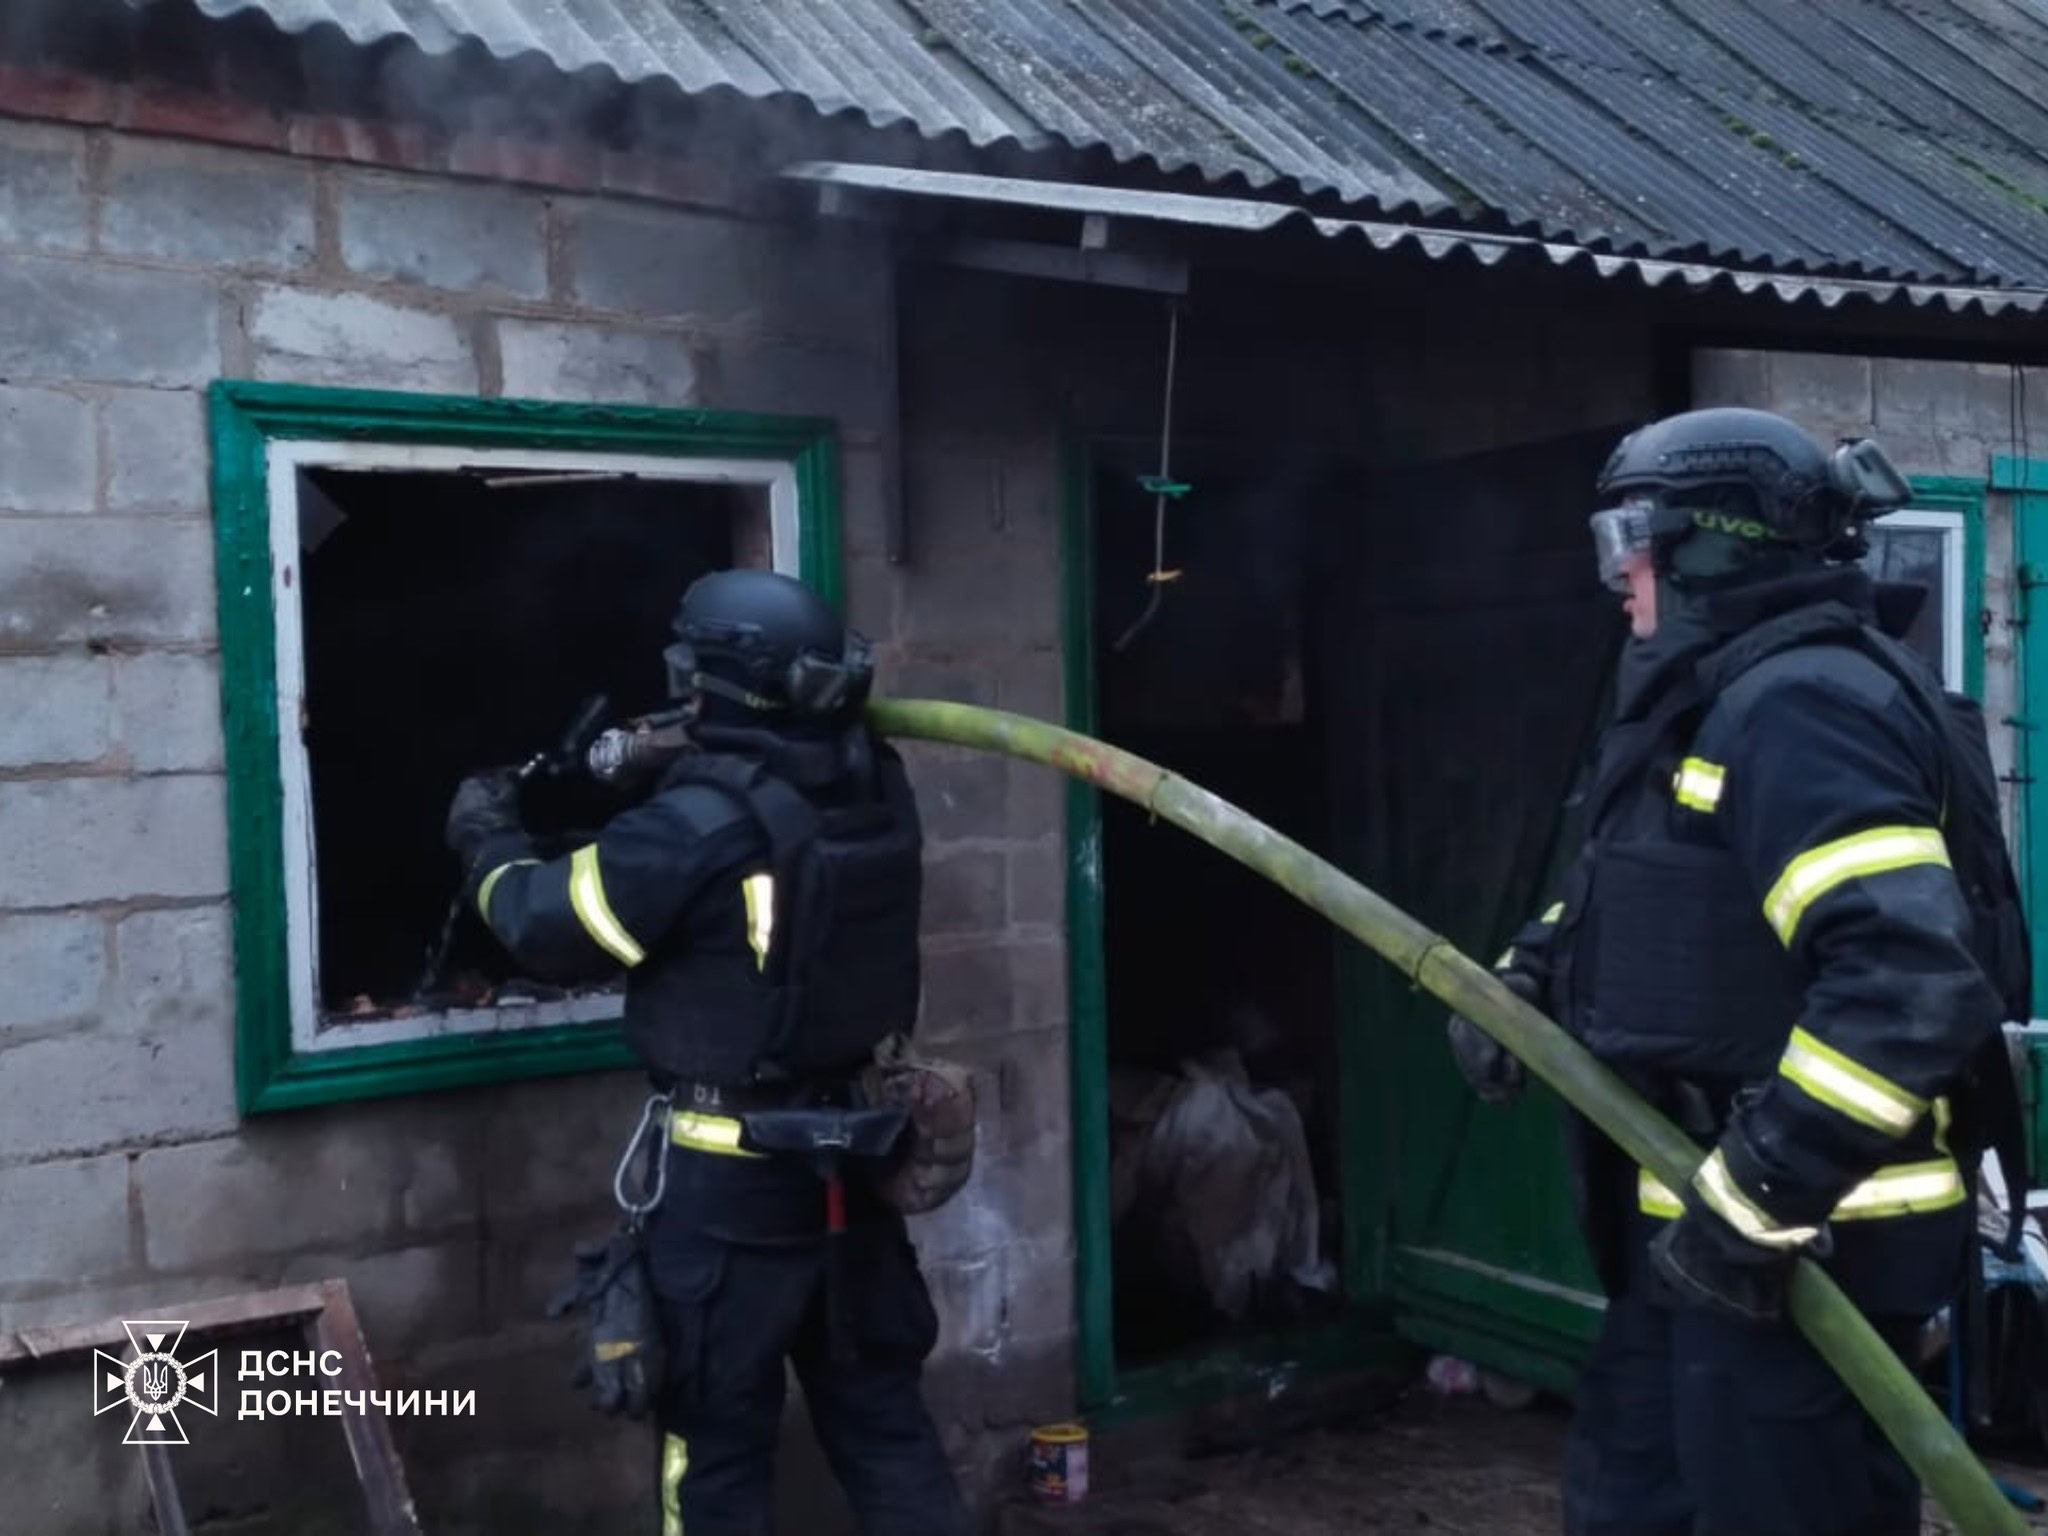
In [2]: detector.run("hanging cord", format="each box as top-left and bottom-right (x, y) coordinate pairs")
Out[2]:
(1114, 297), (1189, 653)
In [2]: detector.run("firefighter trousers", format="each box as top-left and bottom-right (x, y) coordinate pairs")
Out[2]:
(1562, 1231), (1924, 1536)
(652, 1221), (970, 1536)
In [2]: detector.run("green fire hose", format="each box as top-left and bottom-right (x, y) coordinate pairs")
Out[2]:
(867, 696), (2028, 1536)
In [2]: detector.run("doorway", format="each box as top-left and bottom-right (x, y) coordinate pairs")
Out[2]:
(1064, 435), (1358, 1408)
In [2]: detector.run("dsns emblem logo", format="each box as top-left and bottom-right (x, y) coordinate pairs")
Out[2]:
(93, 1321), (219, 1445)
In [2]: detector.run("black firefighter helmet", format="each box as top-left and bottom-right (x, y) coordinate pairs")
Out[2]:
(664, 568), (874, 723)
(1589, 406), (1913, 592)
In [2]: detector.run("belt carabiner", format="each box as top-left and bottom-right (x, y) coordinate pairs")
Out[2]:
(613, 1091), (674, 1229)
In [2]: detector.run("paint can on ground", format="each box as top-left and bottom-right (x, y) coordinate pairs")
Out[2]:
(1028, 1422), (1089, 1503)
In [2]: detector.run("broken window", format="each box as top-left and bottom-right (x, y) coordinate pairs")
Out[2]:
(296, 463), (765, 1024)
(209, 384), (842, 1110)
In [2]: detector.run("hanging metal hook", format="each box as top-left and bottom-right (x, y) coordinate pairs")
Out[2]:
(612, 1090), (673, 1227)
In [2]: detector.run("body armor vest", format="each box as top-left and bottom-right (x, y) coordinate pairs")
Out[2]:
(623, 742), (924, 1089)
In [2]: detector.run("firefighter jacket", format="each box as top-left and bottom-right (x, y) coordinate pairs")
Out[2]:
(467, 725), (925, 1094)
(1502, 567), (2004, 1315)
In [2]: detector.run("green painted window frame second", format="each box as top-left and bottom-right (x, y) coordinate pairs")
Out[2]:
(208, 380), (843, 1115)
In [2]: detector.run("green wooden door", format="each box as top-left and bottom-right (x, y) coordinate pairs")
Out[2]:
(1320, 428), (1632, 1393)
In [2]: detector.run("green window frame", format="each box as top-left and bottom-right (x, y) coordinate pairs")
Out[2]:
(208, 380), (842, 1114)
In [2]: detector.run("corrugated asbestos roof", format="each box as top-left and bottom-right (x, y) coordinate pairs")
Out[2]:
(176, 0), (2048, 299)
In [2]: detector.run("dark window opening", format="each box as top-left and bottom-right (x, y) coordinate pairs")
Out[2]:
(1090, 447), (1347, 1370)
(296, 464), (762, 1023)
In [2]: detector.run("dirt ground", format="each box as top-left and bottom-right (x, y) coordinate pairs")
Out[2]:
(999, 1389), (2048, 1536)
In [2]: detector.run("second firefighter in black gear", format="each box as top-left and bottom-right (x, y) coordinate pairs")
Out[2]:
(445, 568), (970, 1536)
(1445, 407), (2011, 1536)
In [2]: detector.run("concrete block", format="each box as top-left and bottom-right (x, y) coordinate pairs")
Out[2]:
(895, 503), (1058, 653)
(1934, 431), (1995, 479)
(496, 318), (697, 406)
(112, 652), (224, 771)
(0, 654), (112, 768)
(279, 1240), (486, 1361)
(1009, 756), (1065, 846)
(567, 201), (771, 321)
(1007, 841), (1063, 929)
(917, 941), (1012, 1045)
(0, 1366), (158, 1535)
(943, 1024), (1068, 1160)
(477, 1069), (644, 1229)
(139, 1101), (480, 1268)
(338, 173), (547, 296)
(0, 384), (94, 513)
(922, 847), (1007, 938)
(0, 911), (106, 1035)
(704, 339), (888, 432)
(1874, 356), (2010, 434)
(102, 137), (315, 271)
(0, 118), (89, 254)
(897, 747), (1008, 843)
(249, 287), (477, 394)
(0, 1152), (132, 1289)
(0, 517), (217, 649)
(481, 1217), (608, 1334)
(881, 656), (993, 710)
(843, 552), (901, 643)
(0, 907), (237, 1160)
(1009, 938), (1065, 1030)
(1690, 347), (1770, 409)
(0, 776), (228, 907)
(112, 905), (234, 1044)
(1769, 351), (1874, 431)
(104, 388), (207, 515)
(993, 651), (1063, 724)
(0, 1010), (237, 1162)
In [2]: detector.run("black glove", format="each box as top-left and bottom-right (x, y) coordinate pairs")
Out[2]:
(1648, 1197), (1814, 1324)
(1445, 970), (1539, 1106)
(546, 1225), (663, 1419)
(444, 767), (522, 865)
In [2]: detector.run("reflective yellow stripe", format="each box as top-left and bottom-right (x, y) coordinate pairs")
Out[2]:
(595, 1340), (639, 1362)
(670, 1109), (763, 1159)
(1642, 1157), (1966, 1223)
(569, 844), (645, 966)
(475, 858), (539, 921)
(1542, 901), (1564, 923)
(1672, 757), (1726, 813)
(1693, 1147), (1822, 1249)
(741, 872), (775, 972)
(662, 1433), (688, 1536)
(1933, 1094), (1952, 1155)
(1832, 1159), (1967, 1216)
(1640, 1170), (1685, 1219)
(1762, 825), (1950, 945)
(1779, 1025), (1926, 1134)
(1494, 946), (1516, 970)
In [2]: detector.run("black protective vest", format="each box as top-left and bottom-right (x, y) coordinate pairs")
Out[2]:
(1561, 604), (1898, 1080)
(623, 742), (924, 1089)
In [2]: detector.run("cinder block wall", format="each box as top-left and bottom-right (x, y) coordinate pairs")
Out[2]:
(0, 106), (1068, 1535)
(1692, 347), (2048, 831)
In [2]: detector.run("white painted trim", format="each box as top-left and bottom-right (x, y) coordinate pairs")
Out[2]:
(265, 438), (793, 1055)
(1870, 507), (1966, 692)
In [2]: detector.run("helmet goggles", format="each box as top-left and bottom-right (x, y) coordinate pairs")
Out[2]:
(1589, 492), (1660, 594)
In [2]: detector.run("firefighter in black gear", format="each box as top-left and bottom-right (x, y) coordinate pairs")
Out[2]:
(444, 568), (970, 1536)
(1446, 408), (2008, 1536)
